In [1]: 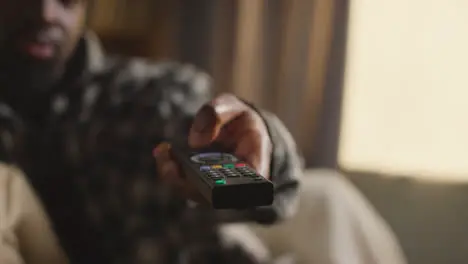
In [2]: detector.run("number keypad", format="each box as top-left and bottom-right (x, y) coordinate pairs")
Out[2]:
(206, 170), (223, 179)
(201, 163), (264, 184)
(220, 168), (240, 177)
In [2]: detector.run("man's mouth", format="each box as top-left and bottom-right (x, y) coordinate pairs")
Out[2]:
(20, 41), (56, 59)
(16, 28), (63, 60)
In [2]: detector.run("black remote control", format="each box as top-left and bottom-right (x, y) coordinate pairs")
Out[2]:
(171, 144), (274, 209)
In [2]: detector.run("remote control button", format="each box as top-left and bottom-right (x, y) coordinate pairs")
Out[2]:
(223, 164), (235, 169)
(200, 166), (211, 171)
(221, 154), (239, 162)
(215, 179), (226, 185)
(191, 152), (222, 163)
(191, 153), (238, 164)
(211, 177), (224, 181)
(235, 163), (246, 167)
(211, 165), (222, 169)
(243, 168), (256, 174)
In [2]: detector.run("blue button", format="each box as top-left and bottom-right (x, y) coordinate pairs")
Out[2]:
(200, 166), (211, 171)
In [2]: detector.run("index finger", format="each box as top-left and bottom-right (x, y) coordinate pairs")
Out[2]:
(188, 94), (249, 148)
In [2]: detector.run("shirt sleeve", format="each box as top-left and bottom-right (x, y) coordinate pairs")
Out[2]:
(245, 109), (304, 224)
(150, 63), (304, 224)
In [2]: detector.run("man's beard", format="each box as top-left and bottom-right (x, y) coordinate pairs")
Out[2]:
(0, 45), (63, 93)
(0, 23), (65, 93)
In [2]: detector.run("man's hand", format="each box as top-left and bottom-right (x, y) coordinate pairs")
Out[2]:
(153, 94), (272, 203)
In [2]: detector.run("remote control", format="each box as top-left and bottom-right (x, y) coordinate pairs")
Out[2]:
(171, 144), (274, 209)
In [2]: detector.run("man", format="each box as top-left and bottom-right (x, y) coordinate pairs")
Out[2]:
(0, 0), (301, 263)
(0, 1), (407, 264)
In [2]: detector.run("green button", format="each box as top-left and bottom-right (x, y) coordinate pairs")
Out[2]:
(223, 164), (235, 169)
(215, 179), (226, 185)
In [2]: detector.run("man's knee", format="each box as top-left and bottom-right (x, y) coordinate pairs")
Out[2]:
(0, 164), (68, 264)
(219, 224), (271, 263)
(0, 164), (30, 264)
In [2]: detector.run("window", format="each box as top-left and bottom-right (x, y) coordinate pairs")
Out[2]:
(338, 0), (468, 181)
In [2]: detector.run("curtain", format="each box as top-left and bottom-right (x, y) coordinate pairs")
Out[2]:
(89, 0), (340, 167)
(209, 0), (337, 166)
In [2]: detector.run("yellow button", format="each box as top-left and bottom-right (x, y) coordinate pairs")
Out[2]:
(211, 165), (222, 169)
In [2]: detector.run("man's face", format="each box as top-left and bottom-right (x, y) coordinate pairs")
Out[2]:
(0, 0), (87, 88)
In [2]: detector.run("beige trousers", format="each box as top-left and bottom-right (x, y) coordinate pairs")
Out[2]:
(0, 164), (406, 264)
(0, 164), (69, 264)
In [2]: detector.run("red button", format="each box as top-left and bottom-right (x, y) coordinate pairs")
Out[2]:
(235, 163), (246, 167)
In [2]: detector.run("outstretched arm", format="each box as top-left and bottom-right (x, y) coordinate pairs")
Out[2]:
(142, 63), (303, 224)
